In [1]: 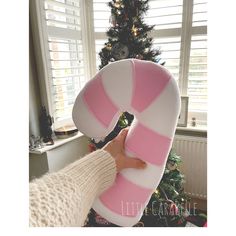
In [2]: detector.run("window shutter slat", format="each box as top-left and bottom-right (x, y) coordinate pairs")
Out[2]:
(45, 0), (80, 12)
(45, 9), (80, 21)
(145, 0), (183, 30)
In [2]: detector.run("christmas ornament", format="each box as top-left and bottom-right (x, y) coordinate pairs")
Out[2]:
(111, 42), (129, 60)
(135, 54), (143, 60)
(114, 3), (120, 8)
(167, 161), (177, 171)
(106, 43), (112, 50)
(114, 0), (121, 8)
(72, 59), (180, 226)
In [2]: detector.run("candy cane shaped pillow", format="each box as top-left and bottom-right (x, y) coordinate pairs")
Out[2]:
(72, 59), (181, 226)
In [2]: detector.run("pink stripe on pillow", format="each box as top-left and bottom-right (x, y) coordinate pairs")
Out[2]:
(131, 60), (171, 112)
(125, 122), (171, 166)
(83, 75), (119, 128)
(100, 174), (152, 217)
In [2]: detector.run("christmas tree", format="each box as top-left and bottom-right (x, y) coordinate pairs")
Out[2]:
(99, 0), (162, 69)
(85, 0), (190, 227)
(141, 149), (190, 226)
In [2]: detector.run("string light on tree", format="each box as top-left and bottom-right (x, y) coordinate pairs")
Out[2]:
(106, 43), (112, 50)
(114, 0), (121, 8)
(135, 54), (143, 60)
(132, 25), (138, 36)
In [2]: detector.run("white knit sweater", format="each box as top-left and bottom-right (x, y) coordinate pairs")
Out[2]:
(29, 150), (117, 227)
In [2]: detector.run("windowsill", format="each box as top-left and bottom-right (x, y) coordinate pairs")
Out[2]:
(29, 132), (84, 155)
(176, 125), (207, 137)
(177, 125), (207, 132)
(29, 125), (207, 155)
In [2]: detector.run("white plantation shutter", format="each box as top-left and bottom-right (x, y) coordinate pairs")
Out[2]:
(145, 0), (183, 84)
(153, 37), (181, 81)
(93, 0), (110, 32)
(188, 35), (207, 112)
(187, 0), (207, 122)
(146, 0), (183, 30)
(36, 0), (87, 127)
(91, 0), (207, 126)
(192, 0), (207, 27)
(47, 36), (85, 122)
(45, 0), (81, 30)
(93, 0), (110, 68)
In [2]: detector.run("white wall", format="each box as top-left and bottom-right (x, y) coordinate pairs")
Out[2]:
(29, 135), (90, 180)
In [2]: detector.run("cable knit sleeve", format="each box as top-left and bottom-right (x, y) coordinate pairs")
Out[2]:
(29, 150), (117, 227)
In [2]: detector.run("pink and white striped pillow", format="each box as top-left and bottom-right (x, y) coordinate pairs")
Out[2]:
(72, 59), (181, 226)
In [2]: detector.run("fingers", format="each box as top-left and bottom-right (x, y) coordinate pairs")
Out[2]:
(115, 127), (129, 145)
(124, 157), (147, 169)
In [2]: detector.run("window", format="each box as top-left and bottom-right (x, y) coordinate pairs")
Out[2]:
(31, 0), (207, 128)
(92, 0), (208, 126)
(32, 0), (88, 128)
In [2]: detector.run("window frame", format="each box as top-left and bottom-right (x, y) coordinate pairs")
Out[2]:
(30, 0), (92, 129)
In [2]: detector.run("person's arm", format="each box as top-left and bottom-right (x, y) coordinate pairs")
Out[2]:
(29, 128), (146, 227)
(29, 149), (116, 227)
